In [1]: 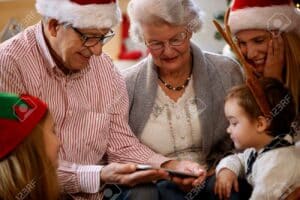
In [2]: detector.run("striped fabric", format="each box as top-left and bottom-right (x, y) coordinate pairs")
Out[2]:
(0, 22), (169, 199)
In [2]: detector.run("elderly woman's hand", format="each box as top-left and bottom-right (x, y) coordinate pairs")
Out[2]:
(264, 32), (284, 82)
(161, 160), (207, 192)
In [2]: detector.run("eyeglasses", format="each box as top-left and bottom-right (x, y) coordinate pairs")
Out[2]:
(145, 31), (188, 50)
(71, 27), (115, 47)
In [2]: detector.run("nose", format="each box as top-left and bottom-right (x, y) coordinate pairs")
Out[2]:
(161, 42), (175, 56)
(226, 126), (231, 134)
(88, 42), (103, 56)
(245, 44), (258, 60)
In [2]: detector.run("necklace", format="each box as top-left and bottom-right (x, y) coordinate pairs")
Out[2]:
(158, 70), (193, 91)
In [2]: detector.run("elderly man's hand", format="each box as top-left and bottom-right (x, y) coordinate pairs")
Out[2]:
(161, 160), (207, 192)
(100, 163), (169, 187)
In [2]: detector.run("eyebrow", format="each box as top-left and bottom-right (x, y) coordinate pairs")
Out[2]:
(148, 31), (185, 42)
(226, 116), (236, 120)
(237, 33), (269, 42)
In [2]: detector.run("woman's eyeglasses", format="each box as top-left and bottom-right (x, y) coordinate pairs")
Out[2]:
(145, 31), (188, 50)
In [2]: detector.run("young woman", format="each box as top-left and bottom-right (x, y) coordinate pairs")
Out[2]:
(229, 0), (300, 113)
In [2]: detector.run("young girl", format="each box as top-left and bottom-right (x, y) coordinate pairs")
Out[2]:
(0, 93), (60, 200)
(215, 78), (300, 200)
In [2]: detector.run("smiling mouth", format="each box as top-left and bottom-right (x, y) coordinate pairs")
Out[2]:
(253, 58), (265, 65)
(162, 56), (178, 62)
(79, 53), (91, 61)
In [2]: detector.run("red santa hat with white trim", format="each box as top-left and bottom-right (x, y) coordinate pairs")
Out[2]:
(35, 0), (121, 29)
(229, 0), (300, 36)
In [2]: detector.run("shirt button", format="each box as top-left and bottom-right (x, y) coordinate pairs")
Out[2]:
(181, 136), (185, 139)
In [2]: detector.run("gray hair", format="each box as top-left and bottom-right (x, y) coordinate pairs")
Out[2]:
(127, 0), (203, 43)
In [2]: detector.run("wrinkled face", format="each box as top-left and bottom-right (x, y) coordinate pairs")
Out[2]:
(50, 22), (111, 72)
(235, 29), (272, 75)
(43, 114), (60, 168)
(224, 98), (261, 150)
(142, 23), (192, 72)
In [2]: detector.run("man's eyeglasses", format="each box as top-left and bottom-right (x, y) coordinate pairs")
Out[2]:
(145, 31), (188, 51)
(71, 27), (115, 47)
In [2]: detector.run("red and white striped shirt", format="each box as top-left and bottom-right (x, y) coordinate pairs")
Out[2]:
(0, 22), (169, 199)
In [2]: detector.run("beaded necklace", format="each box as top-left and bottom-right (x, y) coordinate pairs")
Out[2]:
(158, 65), (193, 91)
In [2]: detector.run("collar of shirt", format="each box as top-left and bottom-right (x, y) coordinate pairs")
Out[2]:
(246, 134), (294, 176)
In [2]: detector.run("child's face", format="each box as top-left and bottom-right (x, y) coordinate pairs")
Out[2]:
(224, 98), (262, 150)
(43, 114), (60, 168)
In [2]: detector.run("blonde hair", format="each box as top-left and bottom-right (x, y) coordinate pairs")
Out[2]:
(0, 113), (60, 200)
(283, 32), (300, 114)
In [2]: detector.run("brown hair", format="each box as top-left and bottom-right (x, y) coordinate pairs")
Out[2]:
(282, 32), (300, 114)
(225, 77), (296, 136)
(0, 112), (60, 200)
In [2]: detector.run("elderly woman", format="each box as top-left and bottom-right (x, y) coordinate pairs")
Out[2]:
(123, 0), (243, 198)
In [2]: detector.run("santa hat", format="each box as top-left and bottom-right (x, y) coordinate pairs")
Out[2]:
(35, 0), (122, 29)
(0, 93), (48, 159)
(229, 0), (300, 36)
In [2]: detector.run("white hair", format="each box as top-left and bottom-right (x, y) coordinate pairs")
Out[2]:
(127, 0), (204, 43)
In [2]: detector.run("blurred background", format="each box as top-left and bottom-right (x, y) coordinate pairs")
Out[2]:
(1, 0), (299, 69)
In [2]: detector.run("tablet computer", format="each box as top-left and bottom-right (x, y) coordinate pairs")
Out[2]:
(136, 164), (198, 178)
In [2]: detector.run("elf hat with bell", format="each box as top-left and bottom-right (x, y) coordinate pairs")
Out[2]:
(0, 93), (48, 159)
(229, 0), (300, 36)
(35, 0), (122, 29)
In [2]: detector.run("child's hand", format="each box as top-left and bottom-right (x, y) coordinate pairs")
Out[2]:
(214, 168), (239, 200)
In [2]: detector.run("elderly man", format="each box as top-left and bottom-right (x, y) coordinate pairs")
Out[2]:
(0, 0), (205, 199)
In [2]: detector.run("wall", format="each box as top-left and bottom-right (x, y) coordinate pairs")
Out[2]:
(0, 0), (129, 60)
(0, 0), (227, 61)
(192, 0), (227, 54)
(0, 0), (39, 30)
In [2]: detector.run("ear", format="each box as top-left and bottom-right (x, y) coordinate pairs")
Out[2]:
(47, 19), (60, 37)
(256, 116), (269, 132)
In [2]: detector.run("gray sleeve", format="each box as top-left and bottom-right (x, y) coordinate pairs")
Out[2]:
(120, 66), (139, 111)
(217, 56), (244, 89)
(203, 53), (244, 169)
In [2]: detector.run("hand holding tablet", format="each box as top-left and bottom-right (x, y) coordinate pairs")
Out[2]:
(136, 164), (199, 178)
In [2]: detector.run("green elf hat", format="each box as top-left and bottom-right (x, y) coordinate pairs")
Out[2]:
(0, 93), (47, 159)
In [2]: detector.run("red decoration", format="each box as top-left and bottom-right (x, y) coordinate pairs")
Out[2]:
(118, 14), (143, 60)
(231, 0), (292, 11)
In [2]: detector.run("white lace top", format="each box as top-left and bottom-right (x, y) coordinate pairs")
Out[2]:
(140, 78), (204, 163)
